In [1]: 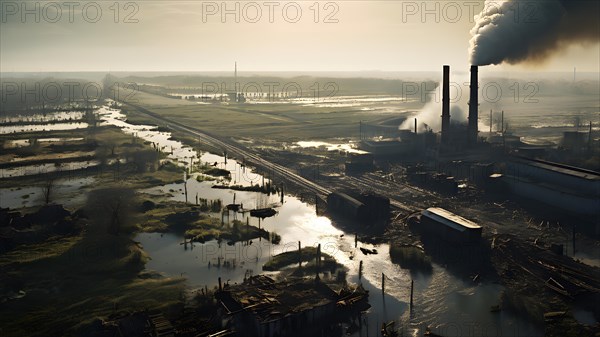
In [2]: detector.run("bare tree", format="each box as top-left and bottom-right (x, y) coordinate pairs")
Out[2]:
(41, 174), (57, 205)
(86, 187), (136, 235)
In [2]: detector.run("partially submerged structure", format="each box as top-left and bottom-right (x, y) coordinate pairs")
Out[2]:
(216, 275), (368, 337)
(327, 191), (390, 224)
(419, 207), (482, 243)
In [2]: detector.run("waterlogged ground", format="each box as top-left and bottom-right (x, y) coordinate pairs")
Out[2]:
(125, 108), (542, 336)
(0, 103), (543, 336)
(0, 177), (95, 209)
(0, 102), (558, 336)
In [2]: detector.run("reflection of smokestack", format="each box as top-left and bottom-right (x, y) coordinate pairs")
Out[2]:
(468, 65), (478, 145)
(441, 65), (450, 142)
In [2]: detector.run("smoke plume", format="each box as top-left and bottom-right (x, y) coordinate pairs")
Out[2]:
(469, 0), (600, 66)
(400, 80), (468, 132)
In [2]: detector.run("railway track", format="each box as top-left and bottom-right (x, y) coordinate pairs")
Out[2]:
(122, 102), (331, 197)
(122, 102), (429, 215)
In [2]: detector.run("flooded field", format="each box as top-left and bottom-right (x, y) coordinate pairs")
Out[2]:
(1, 98), (595, 336)
(0, 122), (89, 134)
(120, 105), (543, 335)
(0, 177), (96, 209)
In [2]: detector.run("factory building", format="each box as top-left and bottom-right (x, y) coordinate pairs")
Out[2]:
(419, 207), (483, 243)
(562, 130), (591, 153)
(503, 157), (600, 225)
(345, 152), (374, 173)
(357, 65), (480, 156)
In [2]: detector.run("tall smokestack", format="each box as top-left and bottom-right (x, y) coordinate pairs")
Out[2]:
(441, 65), (450, 142)
(468, 65), (478, 145)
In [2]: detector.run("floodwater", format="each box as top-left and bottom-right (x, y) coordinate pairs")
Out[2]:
(0, 122), (89, 134)
(0, 177), (96, 209)
(137, 200), (542, 336)
(129, 109), (542, 336)
(0, 160), (100, 178)
(0, 101), (575, 336)
(97, 106), (197, 168)
(0, 111), (86, 123)
(2, 138), (84, 149)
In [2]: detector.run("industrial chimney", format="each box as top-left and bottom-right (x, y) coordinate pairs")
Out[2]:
(441, 65), (450, 142)
(468, 65), (479, 145)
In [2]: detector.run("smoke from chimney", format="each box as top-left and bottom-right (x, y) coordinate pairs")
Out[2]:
(469, 0), (600, 66)
(399, 79), (468, 133)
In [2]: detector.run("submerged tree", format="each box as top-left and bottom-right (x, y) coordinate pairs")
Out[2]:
(85, 187), (136, 235)
(41, 173), (57, 205)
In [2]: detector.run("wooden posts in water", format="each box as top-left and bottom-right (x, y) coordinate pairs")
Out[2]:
(196, 192), (199, 205)
(184, 172), (188, 204)
(355, 233), (358, 248)
(410, 279), (414, 308)
(280, 184), (284, 204)
(381, 273), (385, 295)
(315, 243), (321, 280)
(184, 182), (188, 204)
(359, 260), (363, 281)
(218, 277), (222, 291)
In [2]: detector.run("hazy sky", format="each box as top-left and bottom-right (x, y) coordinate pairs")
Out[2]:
(1, 1), (599, 73)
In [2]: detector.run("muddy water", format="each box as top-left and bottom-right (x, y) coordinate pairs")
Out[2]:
(0, 122), (89, 134)
(0, 177), (95, 209)
(0, 105), (543, 336)
(127, 111), (541, 336)
(0, 160), (100, 178)
(0, 111), (86, 124)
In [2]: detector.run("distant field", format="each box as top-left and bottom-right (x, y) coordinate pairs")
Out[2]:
(123, 90), (422, 141)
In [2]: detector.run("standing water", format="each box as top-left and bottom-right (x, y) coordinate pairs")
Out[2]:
(97, 103), (544, 336)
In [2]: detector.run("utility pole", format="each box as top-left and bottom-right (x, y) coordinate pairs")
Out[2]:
(410, 279), (414, 308)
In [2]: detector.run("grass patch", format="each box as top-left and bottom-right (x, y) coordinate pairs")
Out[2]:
(203, 167), (230, 177)
(0, 230), (185, 337)
(196, 174), (216, 182)
(0, 235), (82, 266)
(263, 246), (338, 271)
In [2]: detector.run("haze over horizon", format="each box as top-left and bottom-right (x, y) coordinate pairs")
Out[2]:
(1, 1), (599, 73)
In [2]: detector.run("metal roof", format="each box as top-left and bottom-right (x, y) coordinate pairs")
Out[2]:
(421, 207), (482, 232)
